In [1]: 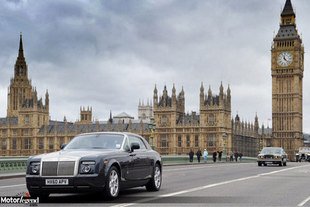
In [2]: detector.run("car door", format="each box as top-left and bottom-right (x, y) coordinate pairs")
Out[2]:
(127, 135), (152, 180)
(121, 136), (136, 181)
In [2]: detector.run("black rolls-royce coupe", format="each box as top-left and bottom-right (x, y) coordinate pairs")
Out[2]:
(26, 132), (162, 200)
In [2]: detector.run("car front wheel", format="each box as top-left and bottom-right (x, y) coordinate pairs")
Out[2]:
(146, 163), (162, 191)
(258, 162), (262, 166)
(104, 166), (120, 199)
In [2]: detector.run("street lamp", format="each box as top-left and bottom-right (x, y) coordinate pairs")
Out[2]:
(148, 118), (156, 150)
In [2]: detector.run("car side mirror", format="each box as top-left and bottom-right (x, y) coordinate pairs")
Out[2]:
(60, 143), (67, 150)
(130, 142), (140, 152)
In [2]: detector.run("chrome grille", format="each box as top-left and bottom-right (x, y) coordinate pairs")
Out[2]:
(42, 161), (75, 176)
(42, 161), (58, 176)
(264, 155), (274, 159)
(58, 161), (75, 176)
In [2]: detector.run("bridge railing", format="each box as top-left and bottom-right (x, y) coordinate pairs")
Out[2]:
(0, 156), (28, 174)
(0, 155), (257, 174)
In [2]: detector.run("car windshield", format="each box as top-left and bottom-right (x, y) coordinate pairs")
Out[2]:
(261, 147), (282, 154)
(64, 134), (125, 150)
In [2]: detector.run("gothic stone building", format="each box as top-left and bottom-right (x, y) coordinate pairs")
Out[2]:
(0, 35), (152, 156)
(1, 0), (305, 158)
(152, 84), (270, 157)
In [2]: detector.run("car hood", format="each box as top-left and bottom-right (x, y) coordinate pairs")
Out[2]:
(31, 149), (118, 162)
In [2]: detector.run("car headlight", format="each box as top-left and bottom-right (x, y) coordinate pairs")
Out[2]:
(30, 162), (40, 175)
(80, 161), (95, 174)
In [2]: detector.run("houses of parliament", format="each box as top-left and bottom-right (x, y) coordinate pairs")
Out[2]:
(0, 0), (304, 159)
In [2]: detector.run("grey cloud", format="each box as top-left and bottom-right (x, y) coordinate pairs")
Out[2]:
(0, 0), (310, 131)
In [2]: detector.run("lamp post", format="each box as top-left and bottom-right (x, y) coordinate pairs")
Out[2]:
(148, 118), (156, 150)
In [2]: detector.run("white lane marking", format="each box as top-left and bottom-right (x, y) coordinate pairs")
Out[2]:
(0, 184), (25, 189)
(112, 164), (309, 207)
(298, 195), (310, 207)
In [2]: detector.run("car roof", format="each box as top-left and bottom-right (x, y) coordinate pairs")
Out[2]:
(262, 147), (283, 149)
(77, 131), (143, 138)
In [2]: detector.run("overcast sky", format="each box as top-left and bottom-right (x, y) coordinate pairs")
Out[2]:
(0, 0), (310, 132)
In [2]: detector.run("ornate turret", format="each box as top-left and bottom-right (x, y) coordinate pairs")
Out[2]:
(108, 110), (113, 124)
(227, 85), (231, 98)
(219, 82), (224, 98)
(79, 106), (92, 124)
(172, 84), (176, 106)
(153, 84), (158, 107)
(254, 113), (259, 133)
(45, 90), (49, 110)
(208, 86), (212, 99)
(200, 82), (204, 107)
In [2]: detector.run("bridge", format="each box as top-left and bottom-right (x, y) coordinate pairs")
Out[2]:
(0, 160), (309, 206)
(0, 155), (256, 178)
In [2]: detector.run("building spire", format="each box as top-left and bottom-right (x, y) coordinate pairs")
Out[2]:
(108, 110), (113, 123)
(18, 32), (24, 59)
(281, 0), (295, 17)
(13, 33), (28, 80)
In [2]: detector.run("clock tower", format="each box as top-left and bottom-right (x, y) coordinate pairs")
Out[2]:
(271, 0), (304, 159)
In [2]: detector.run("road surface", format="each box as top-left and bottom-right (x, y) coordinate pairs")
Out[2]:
(0, 162), (309, 206)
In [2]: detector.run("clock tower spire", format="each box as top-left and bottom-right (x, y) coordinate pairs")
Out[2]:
(271, 0), (304, 159)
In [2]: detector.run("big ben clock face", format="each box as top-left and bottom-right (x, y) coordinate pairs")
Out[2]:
(277, 51), (293, 67)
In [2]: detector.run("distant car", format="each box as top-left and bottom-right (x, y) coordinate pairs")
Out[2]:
(26, 132), (162, 200)
(257, 147), (287, 166)
(296, 147), (310, 162)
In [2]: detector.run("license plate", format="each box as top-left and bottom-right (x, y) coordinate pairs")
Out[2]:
(45, 179), (69, 185)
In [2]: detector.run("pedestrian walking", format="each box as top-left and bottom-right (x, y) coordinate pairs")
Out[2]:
(239, 152), (243, 162)
(189, 149), (194, 162)
(213, 151), (217, 162)
(196, 148), (202, 163)
(230, 151), (234, 162)
(226, 152), (229, 162)
(203, 149), (208, 163)
(234, 151), (238, 162)
(218, 150), (223, 162)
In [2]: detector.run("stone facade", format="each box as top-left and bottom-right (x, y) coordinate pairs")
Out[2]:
(138, 99), (153, 123)
(152, 84), (270, 156)
(0, 36), (271, 157)
(271, 0), (304, 159)
(0, 35), (152, 156)
(231, 114), (272, 157)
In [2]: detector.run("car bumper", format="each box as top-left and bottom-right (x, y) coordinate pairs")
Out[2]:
(26, 174), (106, 194)
(257, 158), (283, 163)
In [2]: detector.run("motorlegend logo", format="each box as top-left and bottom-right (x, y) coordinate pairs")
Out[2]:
(0, 196), (39, 205)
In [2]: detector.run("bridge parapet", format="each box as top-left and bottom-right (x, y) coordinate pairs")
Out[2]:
(0, 157), (28, 174)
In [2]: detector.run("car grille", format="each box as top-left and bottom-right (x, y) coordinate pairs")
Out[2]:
(42, 161), (75, 176)
(264, 155), (274, 159)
